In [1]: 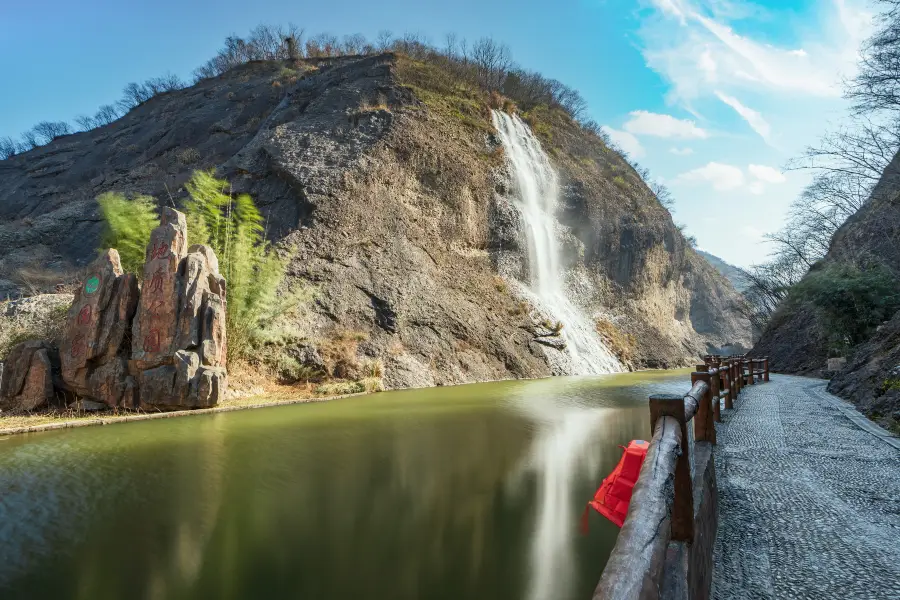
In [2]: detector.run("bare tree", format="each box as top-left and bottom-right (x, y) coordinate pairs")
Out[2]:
(32, 121), (71, 144)
(0, 136), (18, 159)
(250, 24), (283, 59)
(650, 180), (675, 210)
(20, 130), (38, 150)
(470, 37), (511, 91)
(94, 104), (120, 126)
(376, 30), (393, 52)
(306, 33), (339, 57)
(846, 0), (900, 115)
(74, 115), (95, 131)
(341, 33), (367, 55)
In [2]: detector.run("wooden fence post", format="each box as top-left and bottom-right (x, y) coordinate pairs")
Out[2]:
(649, 394), (694, 543)
(691, 368), (715, 443)
(746, 359), (755, 385)
(710, 367), (722, 424)
(764, 357), (770, 382)
(722, 360), (733, 410)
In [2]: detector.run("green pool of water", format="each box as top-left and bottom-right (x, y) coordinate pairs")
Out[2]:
(0, 369), (692, 600)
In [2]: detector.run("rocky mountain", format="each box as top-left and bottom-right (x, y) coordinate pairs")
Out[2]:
(0, 53), (751, 388)
(751, 148), (900, 429)
(697, 250), (748, 293)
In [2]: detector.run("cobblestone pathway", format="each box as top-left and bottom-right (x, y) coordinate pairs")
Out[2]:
(712, 375), (900, 600)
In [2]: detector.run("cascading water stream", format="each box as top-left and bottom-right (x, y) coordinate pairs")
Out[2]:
(491, 111), (623, 376)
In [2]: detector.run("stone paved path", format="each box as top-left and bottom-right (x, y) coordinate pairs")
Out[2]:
(712, 375), (900, 600)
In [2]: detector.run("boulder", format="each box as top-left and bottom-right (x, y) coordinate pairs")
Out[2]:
(129, 210), (228, 410)
(138, 351), (225, 410)
(131, 207), (189, 370)
(59, 249), (139, 407)
(0, 340), (57, 411)
(175, 245), (227, 367)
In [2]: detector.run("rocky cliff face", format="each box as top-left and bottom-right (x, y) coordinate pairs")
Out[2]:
(751, 148), (900, 429)
(0, 54), (751, 387)
(752, 150), (900, 375)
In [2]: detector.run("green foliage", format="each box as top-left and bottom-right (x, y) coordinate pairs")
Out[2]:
(183, 170), (288, 362)
(97, 192), (158, 275)
(789, 263), (900, 348)
(97, 170), (292, 364)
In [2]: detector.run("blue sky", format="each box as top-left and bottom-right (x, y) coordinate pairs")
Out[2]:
(0, 0), (875, 266)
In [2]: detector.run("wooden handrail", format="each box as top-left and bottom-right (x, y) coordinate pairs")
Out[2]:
(592, 353), (769, 600)
(592, 415), (682, 600)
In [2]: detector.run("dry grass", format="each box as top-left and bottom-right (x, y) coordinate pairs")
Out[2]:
(595, 319), (637, 366)
(319, 329), (369, 379)
(508, 299), (531, 317)
(0, 294), (71, 360)
(12, 266), (84, 296)
(176, 147), (201, 165)
(358, 93), (390, 113)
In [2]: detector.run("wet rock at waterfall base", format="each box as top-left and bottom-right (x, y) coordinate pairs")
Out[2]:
(59, 249), (139, 407)
(0, 340), (58, 411)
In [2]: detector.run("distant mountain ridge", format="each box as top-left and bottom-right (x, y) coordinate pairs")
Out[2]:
(697, 250), (749, 293)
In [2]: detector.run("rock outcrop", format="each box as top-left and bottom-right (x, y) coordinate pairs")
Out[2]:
(59, 249), (139, 407)
(0, 54), (750, 388)
(0, 211), (229, 413)
(752, 148), (900, 377)
(130, 213), (227, 409)
(827, 310), (900, 430)
(0, 340), (58, 411)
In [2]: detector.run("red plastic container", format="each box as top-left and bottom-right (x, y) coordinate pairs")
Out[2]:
(582, 439), (649, 531)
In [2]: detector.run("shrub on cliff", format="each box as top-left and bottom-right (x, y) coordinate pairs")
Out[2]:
(789, 262), (900, 351)
(98, 171), (289, 363)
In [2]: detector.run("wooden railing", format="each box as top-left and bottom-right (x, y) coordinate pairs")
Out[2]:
(592, 354), (769, 600)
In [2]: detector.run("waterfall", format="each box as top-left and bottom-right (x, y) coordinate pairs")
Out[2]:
(492, 111), (623, 375)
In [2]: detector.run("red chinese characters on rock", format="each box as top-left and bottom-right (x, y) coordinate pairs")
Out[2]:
(143, 329), (161, 353)
(145, 299), (164, 319)
(71, 334), (85, 358)
(147, 267), (166, 295)
(150, 241), (169, 260)
(77, 305), (92, 326)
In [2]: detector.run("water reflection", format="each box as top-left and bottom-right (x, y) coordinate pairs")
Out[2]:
(0, 371), (691, 600)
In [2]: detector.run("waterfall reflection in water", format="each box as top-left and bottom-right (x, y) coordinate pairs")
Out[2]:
(0, 372), (691, 600)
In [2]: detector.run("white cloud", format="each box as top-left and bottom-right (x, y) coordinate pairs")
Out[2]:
(623, 110), (709, 139)
(676, 162), (745, 190)
(748, 164), (786, 183)
(748, 181), (766, 195)
(651, 0), (687, 23)
(602, 126), (645, 158)
(641, 0), (874, 102)
(670, 147), (694, 155)
(714, 91), (772, 142)
(698, 47), (717, 81)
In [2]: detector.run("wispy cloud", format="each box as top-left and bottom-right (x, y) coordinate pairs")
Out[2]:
(670, 147), (694, 155)
(623, 110), (708, 139)
(675, 162), (744, 190)
(602, 126), (645, 158)
(748, 164), (786, 183)
(641, 0), (873, 103)
(714, 91), (771, 143)
(673, 161), (787, 194)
